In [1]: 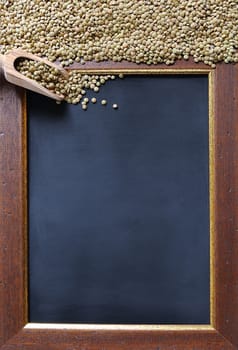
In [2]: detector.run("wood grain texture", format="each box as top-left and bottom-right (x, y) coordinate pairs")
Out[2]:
(0, 60), (238, 349)
(69, 57), (210, 71)
(1, 328), (235, 350)
(0, 72), (27, 347)
(213, 63), (238, 347)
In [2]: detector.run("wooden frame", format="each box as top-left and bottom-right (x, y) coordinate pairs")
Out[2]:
(0, 60), (238, 350)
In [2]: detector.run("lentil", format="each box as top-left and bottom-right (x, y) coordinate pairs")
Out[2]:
(1, 0), (237, 105)
(16, 58), (118, 104)
(0, 0), (237, 67)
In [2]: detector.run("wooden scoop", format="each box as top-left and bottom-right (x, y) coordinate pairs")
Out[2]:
(0, 49), (68, 101)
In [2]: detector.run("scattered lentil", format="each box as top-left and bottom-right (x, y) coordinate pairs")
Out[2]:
(16, 58), (117, 104)
(112, 104), (118, 109)
(101, 100), (107, 105)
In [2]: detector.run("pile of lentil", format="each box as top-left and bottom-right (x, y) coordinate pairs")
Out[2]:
(0, 0), (238, 103)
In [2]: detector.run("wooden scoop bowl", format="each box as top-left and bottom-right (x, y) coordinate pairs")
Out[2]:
(0, 49), (68, 101)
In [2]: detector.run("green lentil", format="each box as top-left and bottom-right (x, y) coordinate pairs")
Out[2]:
(2, 0), (237, 105)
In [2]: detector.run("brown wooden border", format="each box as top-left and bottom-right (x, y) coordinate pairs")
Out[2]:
(0, 60), (238, 350)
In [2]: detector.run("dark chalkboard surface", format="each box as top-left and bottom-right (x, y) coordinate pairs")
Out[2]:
(28, 75), (209, 324)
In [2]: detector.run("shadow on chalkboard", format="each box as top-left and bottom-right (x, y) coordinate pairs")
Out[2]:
(28, 94), (68, 119)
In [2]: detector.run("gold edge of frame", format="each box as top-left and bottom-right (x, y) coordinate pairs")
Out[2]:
(208, 70), (215, 328)
(24, 67), (214, 332)
(22, 89), (29, 324)
(24, 323), (215, 331)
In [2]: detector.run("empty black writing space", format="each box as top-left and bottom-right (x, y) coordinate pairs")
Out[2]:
(28, 75), (209, 324)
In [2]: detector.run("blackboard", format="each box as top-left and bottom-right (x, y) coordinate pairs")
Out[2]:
(28, 75), (209, 324)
